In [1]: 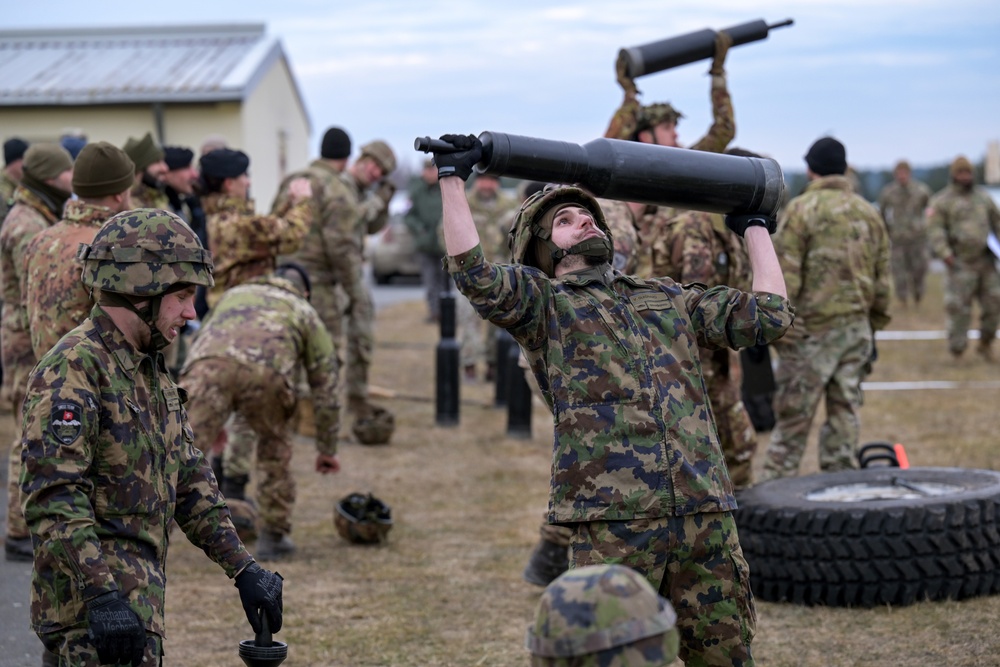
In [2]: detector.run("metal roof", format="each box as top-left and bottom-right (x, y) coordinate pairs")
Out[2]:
(0, 24), (294, 106)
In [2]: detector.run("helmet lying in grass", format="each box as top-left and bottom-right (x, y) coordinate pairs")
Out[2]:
(334, 492), (393, 544)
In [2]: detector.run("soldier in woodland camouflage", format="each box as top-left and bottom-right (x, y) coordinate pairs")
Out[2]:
(435, 134), (792, 667)
(19, 209), (283, 665)
(877, 160), (933, 306)
(926, 156), (1000, 361)
(0, 138), (28, 221)
(1, 143), (73, 562)
(122, 132), (169, 210)
(181, 266), (341, 561)
(761, 138), (891, 480)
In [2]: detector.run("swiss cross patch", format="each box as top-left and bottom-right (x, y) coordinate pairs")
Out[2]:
(49, 401), (83, 445)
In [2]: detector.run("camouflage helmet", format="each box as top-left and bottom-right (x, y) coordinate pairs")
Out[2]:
(526, 564), (679, 667)
(635, 103), (684, 136)
(334, 492), (393, 545)
(79, 208), (214, 296)
(351, 405), (395, 445)
(509, 184), (613, 277)
(359, 140), (397, 174)
(227, 498), (259, 543)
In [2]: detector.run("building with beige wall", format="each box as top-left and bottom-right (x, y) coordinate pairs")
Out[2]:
(0, 23), (310, 212)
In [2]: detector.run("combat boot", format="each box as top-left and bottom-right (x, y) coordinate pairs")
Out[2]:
(256, 530), (296, 561)
(977, 339), (995, 362)
(221, 474), (249, 501)
(4, 535), (33, 562)
(41, 648), (59, 667)
(522, 537), (569, 587)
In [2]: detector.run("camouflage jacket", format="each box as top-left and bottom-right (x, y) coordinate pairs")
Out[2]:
(403, 177), (444, 256)
(203, 192), (311, 306)
(343, 170), (391, 237)
(20, 306), (252, 637)
(467, 189), (517, 263)
(647, 209), (751, 292)
(129, 180), (169, 210)
(877, 179), (932, 244)
(0, 187), (60, 377)
(0, 171), (17, 221)
(23, 200), (114, 358)
(776, 175), (892, 333)
(926, 184), (1000, 264)
(273, 160), (359, 284)
(183, 275), (340, 455)
(448, 246), (793, 521)
(597, 198), (640, 275)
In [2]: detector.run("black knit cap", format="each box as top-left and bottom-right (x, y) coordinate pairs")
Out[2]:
(199, 148), (250, 179)
(804, 137), (847, 176)
(163, 146), (195, 171)
(321, 127), (351, 160)
(4, 138), (29, 166)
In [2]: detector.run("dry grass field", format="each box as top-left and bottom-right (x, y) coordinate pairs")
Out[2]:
(8, 269), (999, 666)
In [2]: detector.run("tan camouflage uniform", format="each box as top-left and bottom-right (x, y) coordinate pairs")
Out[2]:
(129, 180), (169, 211)
(877, 177), (932, 304)
(647, 209), (758, 489)
(0, 171), (17, 221)
(203, 192), (311, 308)
(762, 175), (891, 479)
(926, 184), (1000, 358)
(181, 275), (339, 534)
(597, 198), (640, 275)
(1, 186), (60, 541)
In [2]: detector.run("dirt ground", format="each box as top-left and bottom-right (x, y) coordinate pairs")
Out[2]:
(5, 270), (1000, 666)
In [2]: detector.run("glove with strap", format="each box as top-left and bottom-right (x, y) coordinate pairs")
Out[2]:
(235, 562), (284, 634)
(86, 591), (146, 667)
(725, 213), (777, 238)
(434, 134), (483, 181)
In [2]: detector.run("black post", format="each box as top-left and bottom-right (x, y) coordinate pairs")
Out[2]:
(435, 278), (460, 426)
(506, 337), (532, 439)
(494, 328), (514, 408)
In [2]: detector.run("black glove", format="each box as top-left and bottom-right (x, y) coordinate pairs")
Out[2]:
(434, 134), (482, 181)
(235, 562), (284, 634)
(725, 213), (777, 238)
(85, 591), (146, 667)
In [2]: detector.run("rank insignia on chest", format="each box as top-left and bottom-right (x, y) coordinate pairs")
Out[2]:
(50, 401), (83, 445)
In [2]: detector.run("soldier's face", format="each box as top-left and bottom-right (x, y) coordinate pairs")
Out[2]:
(50, 168), (74, 194)
(146, 160), (169, 181)
(639, 122), (678, 148)
(156, 285), (198, 342)
(550, 205), (605, 250)
(163, 166), (197, 194)
(225, 173), (250, 199)
(895, 167), (911, 185)
(953, 169), (974, 187)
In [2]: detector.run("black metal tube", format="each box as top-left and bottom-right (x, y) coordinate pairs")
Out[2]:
(435, 289), (460, 426)
(494, 328), (514, 408)
(506, 341), (532, 439)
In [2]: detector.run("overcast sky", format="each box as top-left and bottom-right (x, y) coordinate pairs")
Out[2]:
(6, 1), (1000, 175)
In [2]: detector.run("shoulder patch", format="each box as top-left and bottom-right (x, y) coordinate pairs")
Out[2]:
(50, 401), (83, 445)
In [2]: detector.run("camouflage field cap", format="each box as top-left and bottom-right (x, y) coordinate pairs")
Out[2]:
(526, 564), (679, 667)
(79, 208), (215, 296)
(635, 103), (684, 135)
(509, 184), (612, 277)
(334, 492), (393, 545)
(360, 140), (397, 174)
(351, 405), (395, 445)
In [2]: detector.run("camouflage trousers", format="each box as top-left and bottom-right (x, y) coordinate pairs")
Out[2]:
(39, 627), (162, 667)
(890, 237), (929, 304)
(568, 512), (756, 667)
(457, 292), (499, 373)
(181, 359), (298, 534)
(4, 329), (33, 540)
(943, 256), (1000, 356)
(312, 277), (372, 404)
(761, 319), (872, 480)
(702, 347), (758, 490)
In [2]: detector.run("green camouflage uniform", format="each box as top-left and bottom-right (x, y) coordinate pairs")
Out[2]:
(19, 305), (253, 655)
(647, 209), (757, 490)
(181, 275), (339, 535)
(926, 184), (1000, 356)
(203, 192), (311, 308)
(129, 180), (169, 211)
(877, 178), (932, 303)
(449, 245), (792, 667)
(23, 200), (114, 359)
(0, 171), (17, 221)
(2, 186), (60, 541)
(404, 176), (446, 320)
(762, 175), (891, 479)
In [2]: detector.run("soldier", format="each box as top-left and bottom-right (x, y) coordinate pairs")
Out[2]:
(181, 264), (341, 561)
(526, 564), (679, 667)
(435, 134), (791, 667)
(927, 156), (1000, 361)
(1, 143), (73, 562)
(404, 158), (445, 323)
(122, 131), (169, 210)
(460, 172), (516, 381)
(761, 137), (891, 481)
(19, 209), (283, 665)
(877, 160), (933, 306)
(200, 147), (312, 307)
(162, 144), (210, 320)
(1, 137), (29, 221)
(23, 141), (135, 360)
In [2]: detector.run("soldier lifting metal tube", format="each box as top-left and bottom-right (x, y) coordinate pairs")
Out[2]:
(619, 18), (794, 79)
(415, 132), (786, 218)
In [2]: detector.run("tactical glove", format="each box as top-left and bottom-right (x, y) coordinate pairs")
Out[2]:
(434, 134), (482, 181)
(235, 562), (284, 634)
(85, 591), (146, 667)
(709, 30), (733, 76)
(725, 213), (777, 238)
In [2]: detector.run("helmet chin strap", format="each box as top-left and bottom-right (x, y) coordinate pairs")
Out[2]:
(98, 292), (170, 352)
(550, 236), (614, 265)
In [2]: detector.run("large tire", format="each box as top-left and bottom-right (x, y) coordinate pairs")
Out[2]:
(734, 467), (1000, 607)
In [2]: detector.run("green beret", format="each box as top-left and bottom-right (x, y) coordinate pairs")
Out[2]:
(122, 132), (165, 173)
(23, 143), (73, 181)
(73, 142), (135, 198)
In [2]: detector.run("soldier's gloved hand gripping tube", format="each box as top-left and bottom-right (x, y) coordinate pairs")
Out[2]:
(235, 562), (284, 634)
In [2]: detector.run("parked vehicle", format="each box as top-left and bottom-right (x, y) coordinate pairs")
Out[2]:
(369, 213), (422, 284)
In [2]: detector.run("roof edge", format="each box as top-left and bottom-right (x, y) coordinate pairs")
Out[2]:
(0, 23), (266, 41)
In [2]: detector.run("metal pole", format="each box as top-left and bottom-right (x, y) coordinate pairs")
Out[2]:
(506, 337), (532, 439)
(494, 328), (514, 408)
(435, 277), (460, 425)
